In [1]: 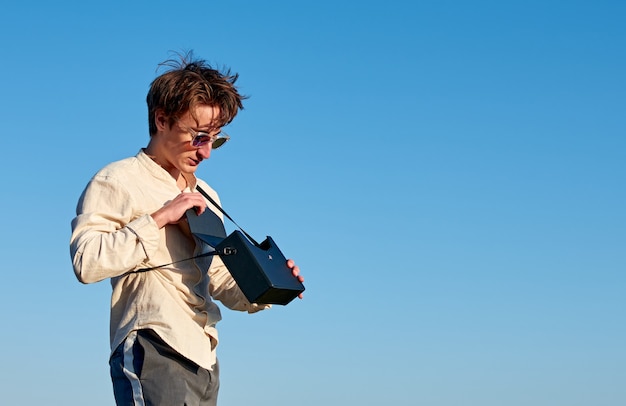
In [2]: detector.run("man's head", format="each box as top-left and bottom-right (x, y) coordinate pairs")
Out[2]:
(146, 53), (246, 136)
(144, 53), (246, 179)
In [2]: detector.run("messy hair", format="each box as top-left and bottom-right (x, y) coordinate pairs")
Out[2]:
(146, 51), (247, 135)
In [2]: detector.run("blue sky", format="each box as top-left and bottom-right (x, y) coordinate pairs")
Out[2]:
(0, 1), (624, 405)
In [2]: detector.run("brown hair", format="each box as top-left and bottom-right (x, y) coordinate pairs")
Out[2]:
(146, 52), (246, 135)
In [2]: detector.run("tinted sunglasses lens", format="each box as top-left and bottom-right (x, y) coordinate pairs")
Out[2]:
(192, 134), (211, 147)
(212, 137), (227, 149)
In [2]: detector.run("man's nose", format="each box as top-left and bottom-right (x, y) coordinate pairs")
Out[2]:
(197, 142), (212, 159)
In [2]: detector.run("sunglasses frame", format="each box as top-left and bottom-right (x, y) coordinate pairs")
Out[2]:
(185, 126), (230, 149)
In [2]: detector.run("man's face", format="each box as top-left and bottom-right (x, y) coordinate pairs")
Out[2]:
(153, 104), (222, 176)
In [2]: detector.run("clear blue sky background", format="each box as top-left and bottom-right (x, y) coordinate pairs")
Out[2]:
(0, 1), (624, 405)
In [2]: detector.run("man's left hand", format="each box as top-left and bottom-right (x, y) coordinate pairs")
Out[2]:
(286, 259), (304, 299)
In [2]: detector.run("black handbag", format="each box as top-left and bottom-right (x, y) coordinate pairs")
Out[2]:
(187, 186), (305, 305)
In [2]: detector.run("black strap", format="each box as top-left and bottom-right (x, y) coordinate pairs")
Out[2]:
(196, 185), (261, 247)
(133, 250), (220, 273)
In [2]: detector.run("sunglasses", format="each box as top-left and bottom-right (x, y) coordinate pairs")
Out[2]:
(186, 127), (230, 149)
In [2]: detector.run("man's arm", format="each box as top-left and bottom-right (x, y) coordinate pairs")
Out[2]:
(70, 176), (161, 284)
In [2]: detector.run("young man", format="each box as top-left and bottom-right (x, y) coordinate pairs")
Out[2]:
(70, 54), (303, 406)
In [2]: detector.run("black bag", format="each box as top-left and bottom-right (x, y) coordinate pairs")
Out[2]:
(216, 231), (305, 305)
(188, 186), (305, 305)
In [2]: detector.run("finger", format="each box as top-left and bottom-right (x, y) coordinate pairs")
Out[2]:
(291, 265), (300, 277)
(195, 204), (206, 215)
(286, 259), (295, 268)
(177, 193), (206, 214)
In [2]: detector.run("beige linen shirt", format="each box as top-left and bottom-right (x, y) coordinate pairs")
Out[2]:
(70, 150), (267, 370)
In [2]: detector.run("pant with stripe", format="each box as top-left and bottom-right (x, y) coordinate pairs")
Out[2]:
(110, 329), (219, 406)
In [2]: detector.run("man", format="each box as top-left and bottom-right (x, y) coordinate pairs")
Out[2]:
(70, 53), (303, 405)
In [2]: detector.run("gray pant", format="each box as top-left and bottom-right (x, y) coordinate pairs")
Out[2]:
(110, 329), (219, 406)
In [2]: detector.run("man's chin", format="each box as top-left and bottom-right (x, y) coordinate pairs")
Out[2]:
(183, 159), (201, 172)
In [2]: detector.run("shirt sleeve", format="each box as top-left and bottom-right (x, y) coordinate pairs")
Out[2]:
(70, 174), (161, 284)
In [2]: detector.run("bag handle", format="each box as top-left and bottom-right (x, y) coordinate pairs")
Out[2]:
(196, 185), (261, 248)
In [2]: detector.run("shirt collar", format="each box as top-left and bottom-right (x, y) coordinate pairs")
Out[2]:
(136, 149), (199, 191)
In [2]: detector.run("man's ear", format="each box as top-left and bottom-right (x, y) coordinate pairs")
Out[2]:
(155, 109), (169, 131)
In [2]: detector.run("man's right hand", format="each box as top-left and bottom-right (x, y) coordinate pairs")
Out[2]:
(151, 192), (207, 228)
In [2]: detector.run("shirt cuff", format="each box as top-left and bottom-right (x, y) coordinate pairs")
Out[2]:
(126, 214), (160, 259)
